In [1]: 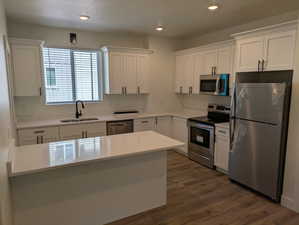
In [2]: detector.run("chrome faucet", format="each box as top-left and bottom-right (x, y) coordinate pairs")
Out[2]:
(75, 100), (85, 119)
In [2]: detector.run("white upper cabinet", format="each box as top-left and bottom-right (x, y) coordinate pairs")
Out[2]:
(102, 46), (153, 95)
(264, 31), (296, 71)
(202, 50), (218, 75)
(175, 41), (234, 95)
(193, 53), (203, 94)
(175, 55), (187, 94)
(217, 46), (233, 74)
(10, 38), (44, 97)
(123, 54), (137, 94)
(233, 21), (297, 72)
(235, 37), (265, 72)
(136, 55), (150, 94)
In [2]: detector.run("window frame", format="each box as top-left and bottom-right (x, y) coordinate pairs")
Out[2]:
(41, 47), (103, 105)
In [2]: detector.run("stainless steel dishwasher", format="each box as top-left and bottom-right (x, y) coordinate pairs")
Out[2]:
(106, 120), (134, 135)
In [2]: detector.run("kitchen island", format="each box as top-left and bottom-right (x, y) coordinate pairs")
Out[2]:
(9, 131), (184, 225)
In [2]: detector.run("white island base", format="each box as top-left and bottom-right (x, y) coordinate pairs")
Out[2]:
(10, 131), (183, 225)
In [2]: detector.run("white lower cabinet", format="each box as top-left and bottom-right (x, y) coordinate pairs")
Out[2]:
(155, 116), (172, 137)
(18, 127), (59, 146)
(172, 117), (188, 155)
(214, 125), (230, 172)
(60, 122), (106, 141)
(134, 118), (155, 132)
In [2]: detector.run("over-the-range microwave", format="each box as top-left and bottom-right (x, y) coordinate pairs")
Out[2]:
(199, 74), (229, 96)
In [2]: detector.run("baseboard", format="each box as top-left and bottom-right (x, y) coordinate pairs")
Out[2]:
(281, 195), (298, 212)
(173, 148), (188, 157)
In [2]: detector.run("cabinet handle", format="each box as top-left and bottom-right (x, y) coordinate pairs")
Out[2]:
(41, 136), (44, 144)
(262, 59), (265, 72)
(82, 131), (84, 138)
(214, 67), (217, 75)
(34, 130), (45, 134)
(191, 87), (193, 94)
(36, 136), (39, 144)
(125, 87), (127, 95)
(85, 131), (88, 138)
(137, 86), (140, 95)
(218, 130), (227, 134)
(180, 86), (183, 94)
(141, 121), (149, 124)
(258, 60), (261, 72)
(39, 87), (42, 96)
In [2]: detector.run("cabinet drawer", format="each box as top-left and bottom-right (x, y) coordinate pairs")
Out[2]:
(134, 118), (155, 132)
(18, 126), (59, 146)
(216, 127), (229, 138)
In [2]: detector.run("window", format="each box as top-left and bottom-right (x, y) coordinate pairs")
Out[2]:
(43, 47), (101, 104)
(46, 68), (56, 87)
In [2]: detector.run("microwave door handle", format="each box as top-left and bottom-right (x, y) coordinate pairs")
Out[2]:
(215, 78), (220, 95)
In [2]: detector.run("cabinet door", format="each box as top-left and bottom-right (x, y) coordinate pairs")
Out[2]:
(184, 54), (195, 94)
(193, 53), (203, 94)
(136, 55), (150, 94)
(155, 116), (172, 137)
(202, 50), (218, 75)
(18, 127), (59, 146)
(109, 53), (124, 94)
(175, 55), (186, 94)
(134, 118), (155, 132)
(124, 54), (137, 94)
(85, 122), (106, 138)
(172, 117), (188, 155)
(217, 46), (233, 74)
(11, 45), (42, 96)
(60, 124), (86, 140)
(264, 31), (296, 71)
(214, 127), (230, 171)
(236, 37), (264, 72)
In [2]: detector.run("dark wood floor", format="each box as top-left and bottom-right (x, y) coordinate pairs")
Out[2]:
(107, 151), (299, 225)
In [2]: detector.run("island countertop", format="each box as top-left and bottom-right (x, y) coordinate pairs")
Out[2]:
(9, 131), (184, 177)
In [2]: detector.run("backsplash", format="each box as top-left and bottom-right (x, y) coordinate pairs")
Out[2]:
(14, 95), (148, 122)
(182, 95), (231, 113)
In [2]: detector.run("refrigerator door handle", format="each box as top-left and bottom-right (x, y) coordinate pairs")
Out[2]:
(230, 84), (236, 150)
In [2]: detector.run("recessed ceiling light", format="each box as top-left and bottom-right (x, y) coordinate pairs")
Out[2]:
(155, 26), (164, 31)
(208, 4), (219, 11)
(80, 15), (90, 21)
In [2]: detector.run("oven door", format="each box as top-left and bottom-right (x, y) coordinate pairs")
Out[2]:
(188, 122), (215, 168)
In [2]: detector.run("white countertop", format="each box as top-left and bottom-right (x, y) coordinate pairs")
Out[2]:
(16, 112), (204, 129)
(9, 131), (184, 177)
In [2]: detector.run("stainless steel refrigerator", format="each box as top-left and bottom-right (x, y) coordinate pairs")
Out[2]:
(229, 70), (293, 202)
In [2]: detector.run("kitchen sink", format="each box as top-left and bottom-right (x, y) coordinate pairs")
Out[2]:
(60, 118), (99, 123)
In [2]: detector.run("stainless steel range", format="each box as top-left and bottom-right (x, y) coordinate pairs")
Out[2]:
(187, 104), (230, 168)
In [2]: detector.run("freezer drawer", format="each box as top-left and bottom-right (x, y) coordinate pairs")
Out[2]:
(229, 119), (283, 200)
(235, 83), (285, 125)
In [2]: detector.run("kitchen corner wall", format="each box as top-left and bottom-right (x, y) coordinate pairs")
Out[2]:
(0, 0), (13, 224)
(7, 22), (183, 122)
(282, 17), (299, 213)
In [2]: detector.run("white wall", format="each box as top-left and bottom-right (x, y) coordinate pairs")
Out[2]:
(282, 17), (299, 212)
(7, 22), (183, 122)
(0, 0), (13, 224)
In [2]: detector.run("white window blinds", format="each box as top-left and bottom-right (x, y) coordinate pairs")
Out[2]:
(43, 47), (101, 104)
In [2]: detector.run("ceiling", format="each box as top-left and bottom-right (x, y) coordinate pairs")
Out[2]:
(4, 0), (299, 38)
